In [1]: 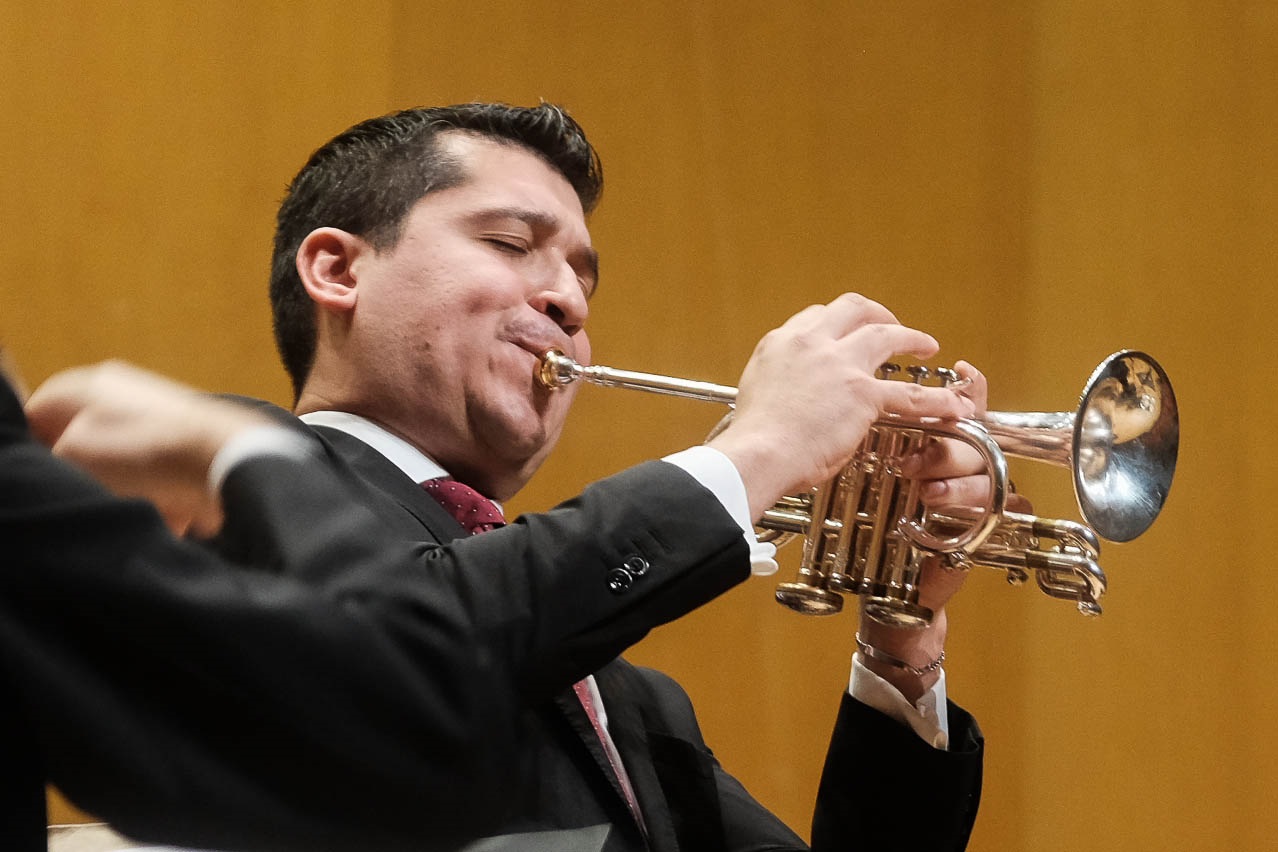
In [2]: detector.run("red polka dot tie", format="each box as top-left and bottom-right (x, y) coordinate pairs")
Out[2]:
(420, 478), (506, 535)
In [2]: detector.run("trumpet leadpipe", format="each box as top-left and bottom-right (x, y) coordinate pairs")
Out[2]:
(539, 348), (737, 404)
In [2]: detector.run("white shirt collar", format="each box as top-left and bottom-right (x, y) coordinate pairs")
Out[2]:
(298, 410), (449, 485)
(299, 409), (506, 528)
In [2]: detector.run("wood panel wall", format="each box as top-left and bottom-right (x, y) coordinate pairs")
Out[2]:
(3, 3), (1272, 850)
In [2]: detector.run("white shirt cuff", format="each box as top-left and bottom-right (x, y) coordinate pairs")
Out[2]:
(662, 445), (778, 575)
(849, 653), (950, 749)
(207, 425), (318, 495)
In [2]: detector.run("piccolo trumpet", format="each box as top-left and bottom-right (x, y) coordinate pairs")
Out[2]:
(538, 349), (1178, 627)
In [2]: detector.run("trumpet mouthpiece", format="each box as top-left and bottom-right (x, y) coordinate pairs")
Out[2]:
(538, 348), (580, 389)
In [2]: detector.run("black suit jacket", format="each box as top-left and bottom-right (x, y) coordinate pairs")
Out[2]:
(0, 376), (47, 851)
(298, 424), (985, 852)
(0, 382), (753, 852)
(0, 379), (557, 850)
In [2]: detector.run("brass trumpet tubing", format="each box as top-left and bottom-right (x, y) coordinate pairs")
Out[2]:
(822, 427), (937, 628)
(786, 496), (1109, 617)
(827, 455), (868, 581)
(875, 432), (922, 583)
(856, 429), (903, 590)
(793, 478), (840, 596)
(930, 508), (1102, 560)
(982, 412), (1076, 468)
(931, 508), (1106, 614)
(774, 483), (845, 615)
(758, 505), (820, 536)
(953, 546), (1105, 616)
(1027, 551), (1106, 615)
(893, 419), (1008, 556)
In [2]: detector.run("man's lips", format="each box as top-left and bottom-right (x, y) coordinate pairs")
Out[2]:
(510, 335), (576, 370)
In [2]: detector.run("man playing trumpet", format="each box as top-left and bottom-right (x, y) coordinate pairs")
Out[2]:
(18, 103), (1007, 851)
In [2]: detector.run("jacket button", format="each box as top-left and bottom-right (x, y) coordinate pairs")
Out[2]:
(623, 555), (650, 576)
(607, 567), (634, 594)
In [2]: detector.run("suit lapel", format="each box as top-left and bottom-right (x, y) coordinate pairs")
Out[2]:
(310, 425), (465, 543)
(553, 687), (629, 808)
(592, 664), (679, 852)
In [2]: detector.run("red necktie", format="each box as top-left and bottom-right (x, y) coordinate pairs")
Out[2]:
(420, 477), (505, 535)
(574, 679), (647, 835)
(420, 477), (646, 832)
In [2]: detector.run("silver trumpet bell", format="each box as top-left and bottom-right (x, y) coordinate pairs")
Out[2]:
(537, 348), (1179, 627)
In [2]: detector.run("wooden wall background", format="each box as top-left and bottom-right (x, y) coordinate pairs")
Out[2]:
(3, 2), (1274, 850)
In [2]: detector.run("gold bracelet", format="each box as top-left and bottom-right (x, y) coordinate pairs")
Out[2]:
(855, 632), (945, 677)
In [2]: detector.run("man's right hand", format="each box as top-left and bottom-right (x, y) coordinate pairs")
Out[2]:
(706, 293), (974, 521)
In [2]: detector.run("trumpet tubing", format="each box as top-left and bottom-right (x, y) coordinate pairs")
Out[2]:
(537, 348), (1178, 627)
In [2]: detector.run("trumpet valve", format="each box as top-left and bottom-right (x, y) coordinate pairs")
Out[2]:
(934, 366), (961, 387)
(774, 583), (844, 616)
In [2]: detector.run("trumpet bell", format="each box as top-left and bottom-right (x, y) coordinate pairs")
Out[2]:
(1073, 351), (1178, 542)
(979, 349), (1178, 543)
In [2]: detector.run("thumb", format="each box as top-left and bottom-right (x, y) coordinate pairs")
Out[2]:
(24, 366), (99, 447)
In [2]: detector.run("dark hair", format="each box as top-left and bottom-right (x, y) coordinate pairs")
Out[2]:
(269, 103), (603, 399)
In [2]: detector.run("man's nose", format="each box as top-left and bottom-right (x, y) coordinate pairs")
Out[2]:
(531, 264), (589, 335)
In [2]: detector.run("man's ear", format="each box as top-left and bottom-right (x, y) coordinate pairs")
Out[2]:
(296, 228), (367, 313)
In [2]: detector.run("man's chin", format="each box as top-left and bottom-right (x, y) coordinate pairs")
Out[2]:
(473, 422), (559, 484)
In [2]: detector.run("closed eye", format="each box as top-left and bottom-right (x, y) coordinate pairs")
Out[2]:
(483, 236), (530, 255)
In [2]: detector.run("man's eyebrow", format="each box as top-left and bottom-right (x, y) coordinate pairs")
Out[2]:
(464, 205), (558, 230)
